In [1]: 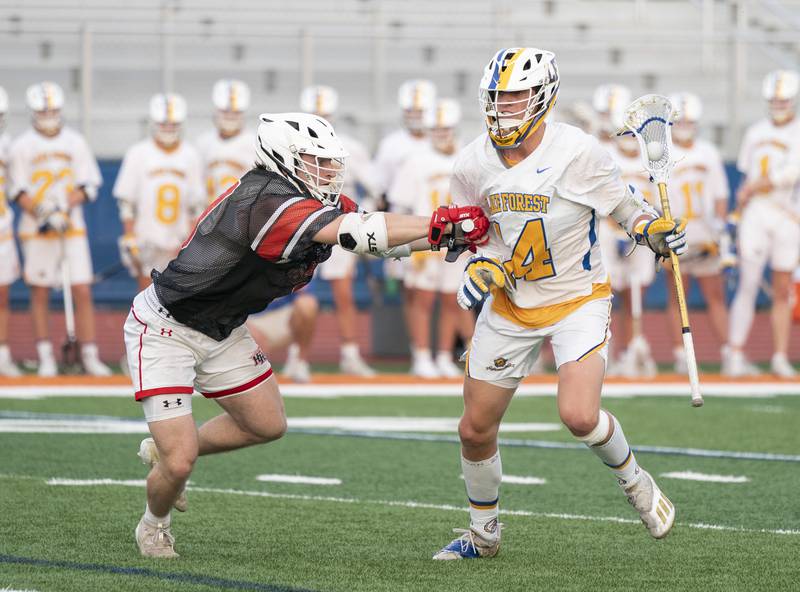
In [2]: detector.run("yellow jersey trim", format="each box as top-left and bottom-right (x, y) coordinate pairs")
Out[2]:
(491, 281), (612, 329)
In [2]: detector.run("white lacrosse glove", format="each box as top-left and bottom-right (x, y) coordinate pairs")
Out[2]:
(457, 257), (508, 311)
(34, 202), (70, 234)
(118, 233), (141, 278)
(634, 216), (688, 258)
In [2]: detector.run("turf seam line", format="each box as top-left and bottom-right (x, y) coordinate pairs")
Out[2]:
(0, 554), (317, 592)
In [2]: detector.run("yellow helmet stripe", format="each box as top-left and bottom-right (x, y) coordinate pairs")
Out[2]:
(44, 84), (53, 110)
(166, 96), (174, 122)
(316, 88), (324, 115)
(776, 72), (784, 99)
(230, 84), (238, 111)
(413, 84), (422, 110)
(497, 50), (522, 91)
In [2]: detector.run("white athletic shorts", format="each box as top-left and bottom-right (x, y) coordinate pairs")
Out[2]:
(598, 226), (655, 291)
(0, 237), (20, 286)
(22, 234), (93, 287)
(124, 285), (273, 422)
(138, 243), (177, 277)
(404, 251), (468, 293)
(318, 245), (357, 280)
(246, 305), (293, 350)
(738, 198), (800, 272)
(676, 247), (720, 277)
(466, 296), (612, 388)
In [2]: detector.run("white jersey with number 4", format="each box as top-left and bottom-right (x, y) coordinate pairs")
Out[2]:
(452, 122), (636, 328)
(737, 117), (800, 207)
(113, 139), (204, 250)
(195, 130), (254, 204)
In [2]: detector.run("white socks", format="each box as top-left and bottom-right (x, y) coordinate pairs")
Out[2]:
(341, 342), (359, 359)
(579, 410), (641, 487)
(36, 340), (54, 360)
(144, 503), (170, 527)
(462, 451), (502, 539)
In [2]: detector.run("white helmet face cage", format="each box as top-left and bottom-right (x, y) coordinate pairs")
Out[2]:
(763, 70), (799, 123)
(398, 79), (436, 132)
(257, 113), (349, 207)
(27, 82), (65, 135)
(478, 48), (559, 149)
(669, 92), (702, 143)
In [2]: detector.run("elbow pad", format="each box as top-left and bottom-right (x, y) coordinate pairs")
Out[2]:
(337, 211), (390, 255)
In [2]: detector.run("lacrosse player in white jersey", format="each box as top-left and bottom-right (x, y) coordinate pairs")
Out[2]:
(666, 92), (731, 373)
(727, 70), (800, 378)
(114, 93), (204, 290)
(298, 84), (379, 377)
(9, 82), (110, 377)
(389, 99), (474, 378)
(433, 48), (688, 560)
(593, 84), (658, 377)
(196, 79), (255, 204)
(0, 87), (21, 376)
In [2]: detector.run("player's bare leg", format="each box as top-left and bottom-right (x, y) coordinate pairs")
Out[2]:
(410, 288), (439, 378)
(435, 294), (465, 377)
(72, 283), (111, 376)
(697, 275), (731, 371)
(30, 285), (57, 376)
(559, 353), (675, 538)
(0, 285), (19, 376)
(434, 376), (515, 559)
(727, 257), (765, 376)
(330, 277), (374, 376)
(770, 270), (796, 377)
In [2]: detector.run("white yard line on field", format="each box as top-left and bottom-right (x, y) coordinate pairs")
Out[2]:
(461, 474), (547, 485)
(36, 477), (800, 537)
(256, 474), (342, 485)
(660, 471), (750, 483)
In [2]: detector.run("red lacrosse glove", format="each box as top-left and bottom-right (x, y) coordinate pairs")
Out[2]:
(428, 205), (489, 249)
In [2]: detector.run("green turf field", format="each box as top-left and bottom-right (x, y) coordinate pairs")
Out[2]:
(1, 391), (799, 591)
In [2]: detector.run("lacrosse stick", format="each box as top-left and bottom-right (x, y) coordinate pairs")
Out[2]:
(622, 94), (702, 407)
(60, 237), (83, 374)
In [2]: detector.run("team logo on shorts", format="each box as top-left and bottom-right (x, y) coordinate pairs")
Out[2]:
(486, 357), (514, 372)
(252, 349), (267, 366)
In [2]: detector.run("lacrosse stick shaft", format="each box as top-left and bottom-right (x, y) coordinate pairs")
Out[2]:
(61, 244), (76, 340)
(658, 182), (703, 407)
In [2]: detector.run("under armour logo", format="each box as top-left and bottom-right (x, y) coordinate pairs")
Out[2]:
(252, 350), (267, 366)
(157, 306), (172, 319)
(161, 328), (173, 337)
(162, 398), (182, 408)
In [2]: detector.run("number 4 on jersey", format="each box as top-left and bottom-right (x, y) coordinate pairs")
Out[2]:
(493, 218), (556, 286)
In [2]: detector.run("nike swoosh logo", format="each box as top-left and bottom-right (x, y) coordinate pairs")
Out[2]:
(536, 167), (551, 174)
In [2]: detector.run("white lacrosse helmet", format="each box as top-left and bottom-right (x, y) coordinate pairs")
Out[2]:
(593, 84), (631, 135)
(150, 93), (187, 146)
(426, 98), (462, 129)
(669, 92), (703, 144)
(26, 81), (65, 135)
(0, 87), (7, 131)
(212, 79), (250, 136)
(762, 70), (799, 123)
(398, 79), (436, 132)
(256, 112), (349, 207)
(479, 47), (559, 150)
(300, 85), (339, 118)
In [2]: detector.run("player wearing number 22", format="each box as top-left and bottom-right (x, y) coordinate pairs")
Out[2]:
(434, 48), (688, 560)
(9, 81), (110, 377)
(114, 93), (204, 290)
(123, 111), (489, 558)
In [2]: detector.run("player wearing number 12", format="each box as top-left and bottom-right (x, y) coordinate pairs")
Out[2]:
(114, 93), (204, 290)
(434, 48), (688, 560)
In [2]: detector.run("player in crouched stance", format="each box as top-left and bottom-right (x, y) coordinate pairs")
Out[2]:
(124, 112), (488, 558)
(433, 48), (686, 560)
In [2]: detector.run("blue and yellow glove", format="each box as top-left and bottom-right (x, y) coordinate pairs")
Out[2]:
(457, 257), (507, 311)
(634, 216), (688, 258)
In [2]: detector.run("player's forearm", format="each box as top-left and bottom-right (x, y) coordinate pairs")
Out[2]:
(123, 220), (135, 236)
(383, 213), (433, 247)
(609, 191), (659, 236)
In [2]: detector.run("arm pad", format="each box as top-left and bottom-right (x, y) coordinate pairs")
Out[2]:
(337, 211), (390, 256)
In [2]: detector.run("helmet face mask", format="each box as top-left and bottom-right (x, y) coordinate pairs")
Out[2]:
(26, 82), (65, 136)
(212, 79), (250, 136)
(295, 152), (347, 204)
(149, 93), (187, 148)
(153, 121), (181, 147)
(398, 80), (436, 134)
(768, 98), (795, 124)
(762, 70), (799, 125)
(33, 108), (62, 136)
(672, 121), (698, 144)
(430, 126), (456, 153)
(214, 109), (245, 137)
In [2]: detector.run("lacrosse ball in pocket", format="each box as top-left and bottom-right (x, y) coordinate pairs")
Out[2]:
(646, 141), (664, 161)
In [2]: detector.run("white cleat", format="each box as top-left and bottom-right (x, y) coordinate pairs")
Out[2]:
(433, 524), (501, 560)
(435, 353), (462, 378)
(139, 438), (188, 512)
(622, 337), (657, 377)
(284, 358), (312, 383)
(623, 469), (675, 539)
(37, 356), (58, 377)
(770, 353), (797, 378)
(722, 349), (761, 377)
(135, 516), (178, 558)
(0, 350), (21, 377)
(412, 355), (440, 379)
(340, 353), (376, 377)
(82, 355), (112, 377)
(673, 347), (688, 375)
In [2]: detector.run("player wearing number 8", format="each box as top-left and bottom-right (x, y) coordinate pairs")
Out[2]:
(434, 48), (687, 560)
(114, 93), (204, 290)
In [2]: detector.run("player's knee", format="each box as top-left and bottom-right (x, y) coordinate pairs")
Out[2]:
(458, 416), (496, 449)
(162, 452), (197, 483)
(247, 413), (288, 444)
(294, 295), (319, 321)
(559, 406), (599, 438)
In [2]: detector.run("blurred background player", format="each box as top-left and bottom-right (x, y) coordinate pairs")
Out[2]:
(666, 92), (731, 374)
(196, 79), (254, 204)
(247, 290), (320, 383)
(300, 84), (378, 376)
(593, 84), (658, 376)
(114, 93), (204, 290)
(9, 81), (109, 376)
(727, 70), (800, 377)
(0, 86), (21, 376)
(389, 98), (473, 378)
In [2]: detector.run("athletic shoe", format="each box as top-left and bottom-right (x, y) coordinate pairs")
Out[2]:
(138, 438), (188, 512)
(340, 352), (377, 377)
(135, 516), (178, 558)
(285, 358), (312, 383)
(623, 469), (675, 539)
(435, 352), (462, 378)
(37, 356), (58, 377)
(770, 353), (797, 378)
(0, 348), (21, 377)
(722, 349), (761, 377)
(432, 525), (501, 560)
(412, 355), (440, 379)
(82, 353), (112, 377)
(673, 347), (688, 375)
(622, 336), (657, 377)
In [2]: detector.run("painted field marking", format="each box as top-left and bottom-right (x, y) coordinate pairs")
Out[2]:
(289, 417), (560, 433)
(39, 477), (800, 537)
(256, 474), (342, 486)
(660, 471), (750, 484)
(461, 474), (547, 485)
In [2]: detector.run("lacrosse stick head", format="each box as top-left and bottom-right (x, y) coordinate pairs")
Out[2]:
(621, 94), (676, 184)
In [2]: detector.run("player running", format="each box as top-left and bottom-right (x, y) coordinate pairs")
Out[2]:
(433, 48), (687, 560)
(115, 93), (204, 290)
(299, 84), (380, 377)
(9, 82), (110, 376)
(389, 98), (474, 378)
(0, 87), (21, 376)
(727, 70), (800, 378)
(666, 92), (731, 374)
(125, 112), (488, 558)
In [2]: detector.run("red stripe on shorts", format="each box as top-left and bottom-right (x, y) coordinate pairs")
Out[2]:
(135, 385), (195, 401)
(130, 307), (148, 393)
(201, 368), (274, 399)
